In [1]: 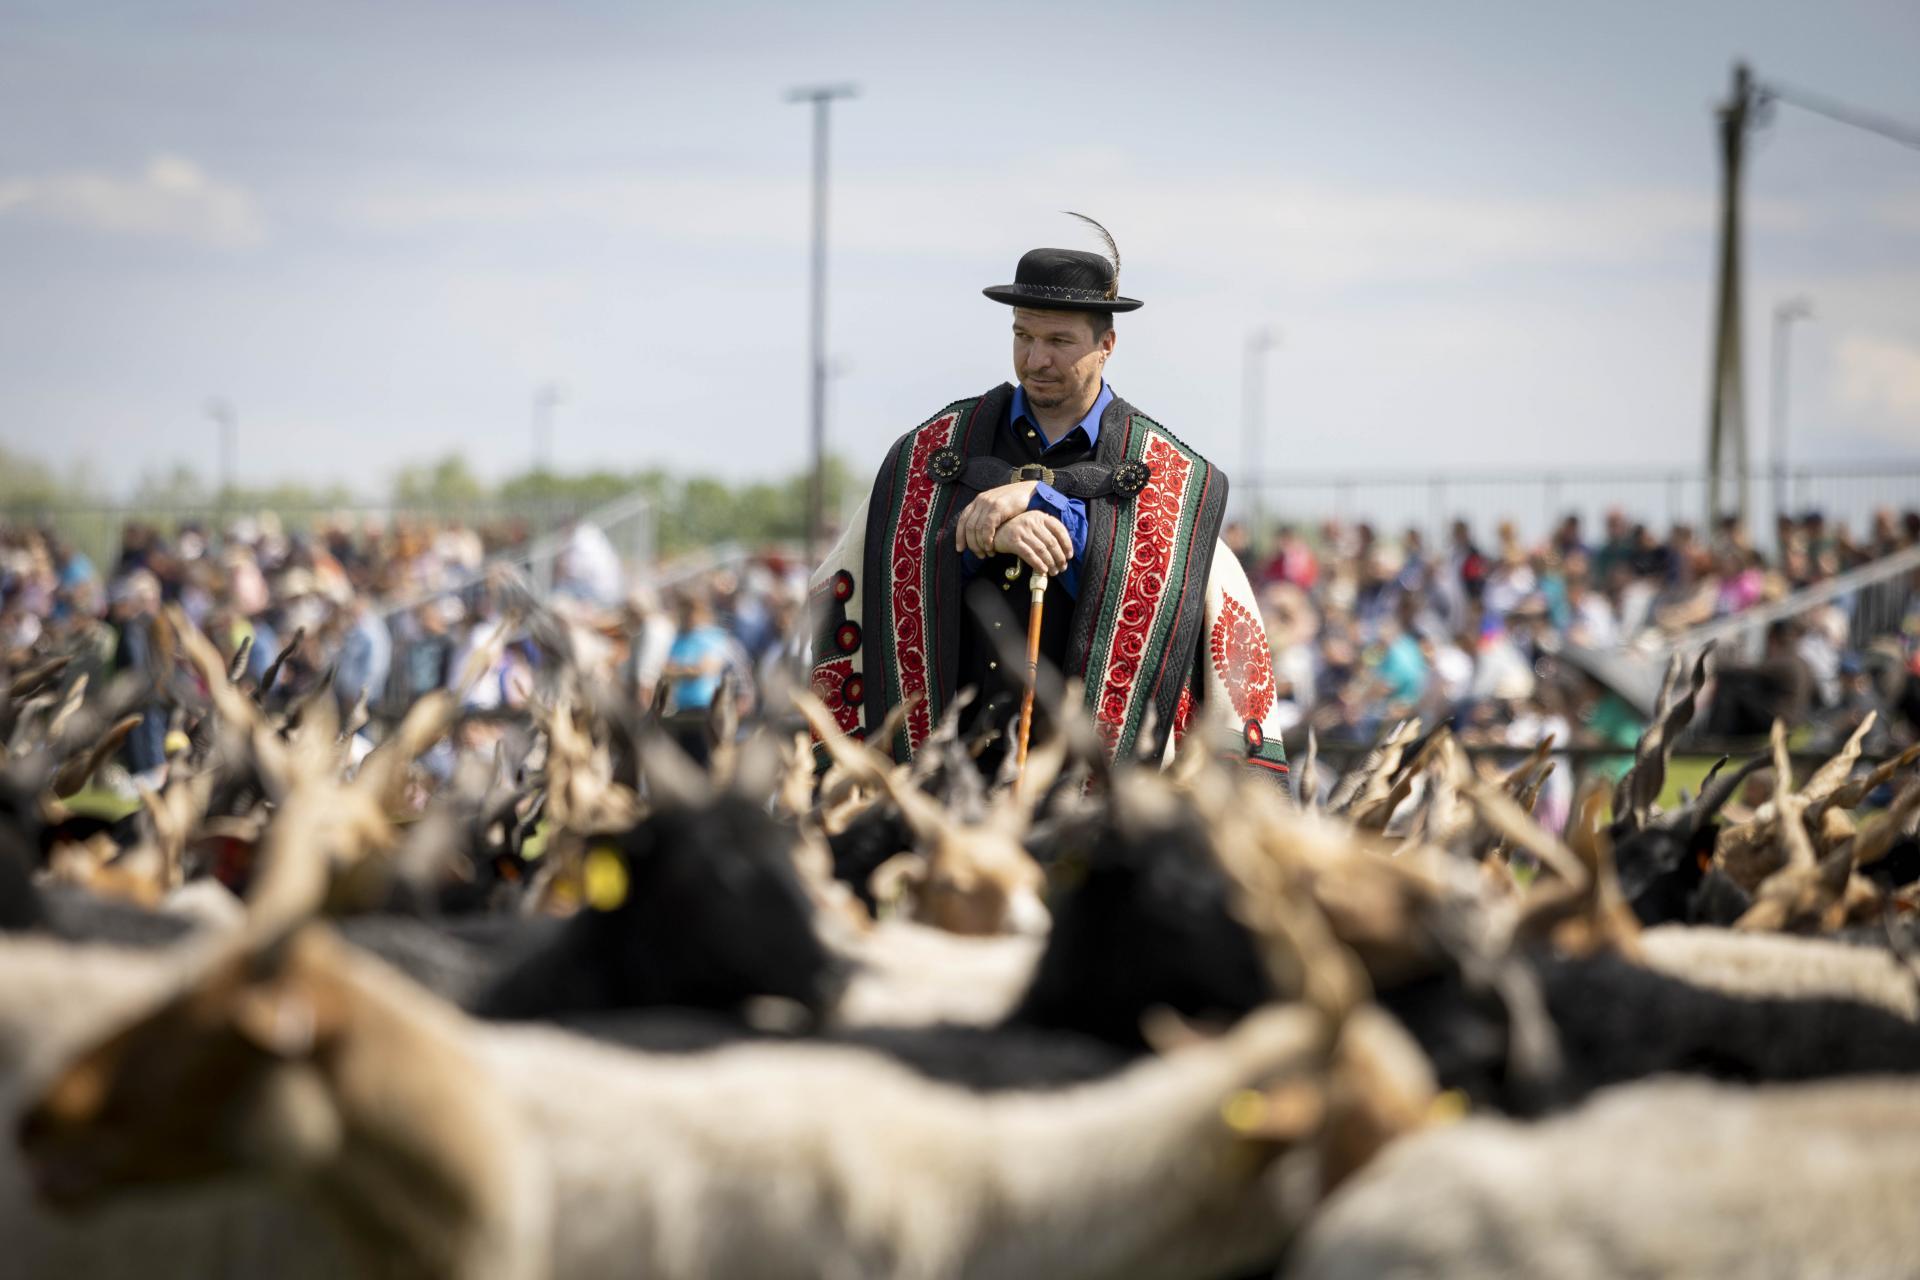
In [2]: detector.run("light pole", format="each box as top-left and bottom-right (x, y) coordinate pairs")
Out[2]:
(1769, 297), (1812, 539)
(787, 82), (857, 570)
(1242, 327), (1280, 550)
(206, 398), (236, 518)
(532, 381), (565, 475)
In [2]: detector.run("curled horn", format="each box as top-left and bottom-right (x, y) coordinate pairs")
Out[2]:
(1064, 211), (1120, 300)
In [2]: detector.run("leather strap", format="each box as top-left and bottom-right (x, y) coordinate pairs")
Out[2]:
(937, 451), (1151, 501)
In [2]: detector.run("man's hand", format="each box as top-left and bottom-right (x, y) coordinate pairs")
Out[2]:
(953, 481), (1040, 558)
(992, 510), (1072, 576)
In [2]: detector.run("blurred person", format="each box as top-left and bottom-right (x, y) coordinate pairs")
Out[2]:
(1429, 626), (1477, 706)
(809, 220), (1289, 779)
(1370, 600), (1429, 709)
(1871, 508), (1902, 558)
(107, 568), (168, 778)
(1262, 582), (1318, 733)
(1821, 653), (1897, 756)
(1505, 686), (1573, 833)
(1481, 531), (1536, 620)
(1442, 519), (1489, 623)
(1551, 513), (1587, 562)
(1223, 519), (1253, 571)
(1635, 522), (1677, 581)
(1651, 547), (1717, 632)
(1593, 508), (1635, 582)
(623, 587), (678, 704)
(1713, 546), (1765, 617)
(555, 521), (623, 609)
(662, 591), (736, 715)
(48, 535), (96, 621)
(1469, 613), (1535, 706)
(1707, 620), (1816, 737)
(335, 594), (394, 712)
(756, 587), (809, 695)
(1795, 604), (1848, 709)
(1561, 553), (1620, 649)
(722, 566), (779, 662)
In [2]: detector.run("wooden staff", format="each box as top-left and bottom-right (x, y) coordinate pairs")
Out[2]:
(1015, 570), (1049, 775)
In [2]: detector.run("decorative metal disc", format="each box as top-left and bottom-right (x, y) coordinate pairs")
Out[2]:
(927, 447), (964, 483)
(1112, 459), (1152, 496)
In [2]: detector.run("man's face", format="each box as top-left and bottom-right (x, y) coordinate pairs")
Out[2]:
(1011, 308), (1113, 412)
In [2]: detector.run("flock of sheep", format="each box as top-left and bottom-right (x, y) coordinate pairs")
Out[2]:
(4, 603), (1920, 1279)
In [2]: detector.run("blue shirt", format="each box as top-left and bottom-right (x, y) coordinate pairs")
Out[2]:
(666, 624), (733, 713)
(962, 381), (1109, 598)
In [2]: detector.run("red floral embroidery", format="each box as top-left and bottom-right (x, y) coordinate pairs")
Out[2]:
(810, 658), (861, 736)
(1210, 594), (1276, 727)
(1171, 684), (1195, 747)
(1091, 434), (1192, 750)
(888, 412), (960, 754)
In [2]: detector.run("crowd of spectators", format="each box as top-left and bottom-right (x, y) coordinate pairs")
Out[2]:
(4, 503), (1918, 820)
(0, 515), (811, 788)
(1228, 506), (1920, 823)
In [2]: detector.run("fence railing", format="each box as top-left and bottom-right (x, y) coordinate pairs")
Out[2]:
(1, 498), (605, 572)
(1236, 462), (1920, 546)
(1651, 540), (1920, 661)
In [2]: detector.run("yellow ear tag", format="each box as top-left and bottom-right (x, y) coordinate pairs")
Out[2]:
(1222, 1089), (1269, 1135)
(164, 730), (192, 756)
(584, 846), (629, 912)
(1427, 1089), (1470, 1126)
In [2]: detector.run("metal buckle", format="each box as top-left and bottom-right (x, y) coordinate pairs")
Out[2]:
(1013, 463), (1055, 487)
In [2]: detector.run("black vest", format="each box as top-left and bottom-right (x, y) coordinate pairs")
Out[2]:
(954, 399), (1093, 745)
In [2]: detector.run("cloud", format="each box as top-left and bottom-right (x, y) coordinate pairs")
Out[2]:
(0, 154), (266, 249)
(337, 165), (1765, 293)
(1835, 331), (1920, 422)
(1870, 192), (1920, 234)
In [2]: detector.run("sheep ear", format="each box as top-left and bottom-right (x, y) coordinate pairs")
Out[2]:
(1140, 1007), (1223, 1055)
(231, 983), (331, 1059)
(728, 734), (784, 806)
(869, 852), (926, 908)
(638, 731), (712, 809)
(1221, 1080), (1327, 1145)
(230, 935), (342, 1060)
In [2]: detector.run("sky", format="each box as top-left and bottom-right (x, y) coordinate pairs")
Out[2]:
(1, 0), (1917, 506)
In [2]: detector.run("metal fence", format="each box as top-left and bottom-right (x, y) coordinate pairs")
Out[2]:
(1236, 463), (1920, 546)
(1652, 540), (1920, 662)
(1, 499), (607, 572)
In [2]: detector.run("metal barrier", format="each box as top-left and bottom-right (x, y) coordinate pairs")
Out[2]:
(2, 498), (600, 571)
(1650, 542), (1920, 660)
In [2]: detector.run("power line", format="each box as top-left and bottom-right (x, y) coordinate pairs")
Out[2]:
(1757, 78), (1920, 153)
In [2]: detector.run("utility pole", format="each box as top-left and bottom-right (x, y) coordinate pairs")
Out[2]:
(1705, 62), (1755, 534)
(1242, 328), (1280, 550)
(1768, 296), (1812, 539)
(787, 83), (857, 570)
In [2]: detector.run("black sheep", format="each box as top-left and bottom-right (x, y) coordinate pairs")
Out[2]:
(475, 792), (846, 1022)
(1612, 756), (1767, 926)
(1009, 792), (1273, 1052)
(826, 801), (914, 914)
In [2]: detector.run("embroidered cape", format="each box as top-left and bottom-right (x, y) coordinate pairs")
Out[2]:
(810, 384), (1289, 783)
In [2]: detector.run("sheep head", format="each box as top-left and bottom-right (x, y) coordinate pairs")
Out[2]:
(19, 925), (349, 1209)
(798, 690), (1048, 937)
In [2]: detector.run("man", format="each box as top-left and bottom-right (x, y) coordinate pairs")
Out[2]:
(809, 219), (1289, 782)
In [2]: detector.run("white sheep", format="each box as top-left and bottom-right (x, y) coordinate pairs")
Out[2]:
(1638, 924), (1920, 1021)
(1287, 1074), (1920, 1279)
(17, 923), (1433, 1280)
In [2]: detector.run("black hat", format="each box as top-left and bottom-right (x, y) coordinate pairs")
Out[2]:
(983, 214), (1142, 313)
